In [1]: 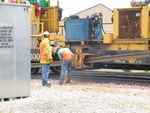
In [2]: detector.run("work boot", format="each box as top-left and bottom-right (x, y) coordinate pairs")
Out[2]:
(59, 82), (64, 85)
(45, 83), (51, 87)
(66, 81), (71, 84)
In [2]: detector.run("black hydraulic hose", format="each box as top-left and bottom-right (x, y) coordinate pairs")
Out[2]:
(101, 19), (106, 34)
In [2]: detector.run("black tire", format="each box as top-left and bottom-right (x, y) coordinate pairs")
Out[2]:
(50, 66), (61, 75)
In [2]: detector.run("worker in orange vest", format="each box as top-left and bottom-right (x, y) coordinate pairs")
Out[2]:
(40, 31), (53, 86)
(54, 46), (74, 85)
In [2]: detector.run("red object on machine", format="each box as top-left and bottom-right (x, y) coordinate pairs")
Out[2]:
(10, 1), (16, 3)
(35, 3), (41, 16)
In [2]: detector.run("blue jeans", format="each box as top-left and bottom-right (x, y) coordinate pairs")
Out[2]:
(42, 64), (50, 86)
(60, 60), (72, 83)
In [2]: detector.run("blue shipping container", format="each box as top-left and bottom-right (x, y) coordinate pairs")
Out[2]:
(65, 18), (89, 40)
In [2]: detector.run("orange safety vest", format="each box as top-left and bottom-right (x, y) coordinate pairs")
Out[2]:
(62, 49), (73, 60)
(40, 43), (48, 62)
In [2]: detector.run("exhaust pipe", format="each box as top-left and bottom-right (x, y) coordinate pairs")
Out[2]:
(131, 0), (150, 7)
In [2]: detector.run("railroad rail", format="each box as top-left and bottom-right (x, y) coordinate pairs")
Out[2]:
(71, 70), (150, 85)
(31, 61), (61, 68)
(72, 70), (150, 79)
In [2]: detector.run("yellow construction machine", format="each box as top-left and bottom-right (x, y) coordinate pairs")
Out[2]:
(11, 0), (150, 72)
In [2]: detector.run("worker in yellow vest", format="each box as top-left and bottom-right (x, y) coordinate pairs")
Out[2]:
(40, 31), (53, 86)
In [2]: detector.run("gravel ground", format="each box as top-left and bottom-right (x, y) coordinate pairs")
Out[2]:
(0, 78), (150, 113)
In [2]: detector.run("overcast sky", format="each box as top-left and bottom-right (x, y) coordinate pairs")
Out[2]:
(51, 0), (132, 18)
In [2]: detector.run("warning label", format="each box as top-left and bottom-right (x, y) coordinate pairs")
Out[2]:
(0, 26), (13, 48)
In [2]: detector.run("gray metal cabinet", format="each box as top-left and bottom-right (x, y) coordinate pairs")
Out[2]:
(0, 3), (31, 99)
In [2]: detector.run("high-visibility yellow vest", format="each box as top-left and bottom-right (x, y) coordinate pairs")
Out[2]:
(40, 38), (53, 64)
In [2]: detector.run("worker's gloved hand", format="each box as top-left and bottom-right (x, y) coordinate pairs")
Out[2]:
(49, 59), (53, 63)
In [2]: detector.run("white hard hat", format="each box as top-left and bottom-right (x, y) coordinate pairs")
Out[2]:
(53, 46), (60, 54)
(43, 31), (50, 35)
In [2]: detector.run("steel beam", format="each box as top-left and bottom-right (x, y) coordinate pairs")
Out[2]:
(85, 51), (150, 63)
